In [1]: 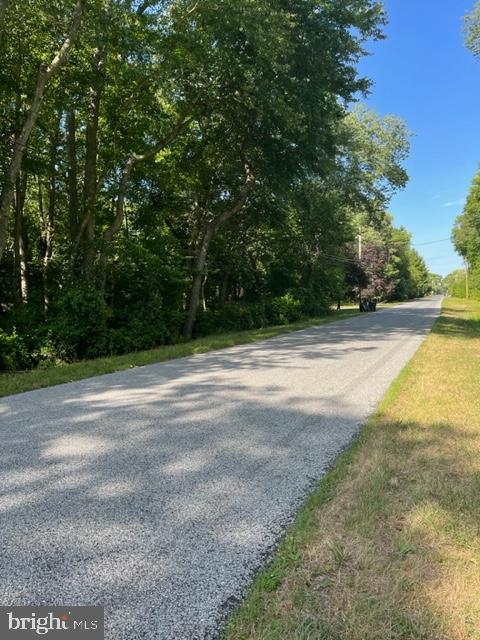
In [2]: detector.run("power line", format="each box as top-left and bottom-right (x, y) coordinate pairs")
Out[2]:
(317, 237), (454, 267)
(414, 238), (451, 247)
(319, 252), (358, 264)
(386, 237), (451, 248)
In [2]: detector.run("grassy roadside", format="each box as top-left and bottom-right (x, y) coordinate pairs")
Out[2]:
(225, 298), (480, 640)
(0, 308), (361, 398)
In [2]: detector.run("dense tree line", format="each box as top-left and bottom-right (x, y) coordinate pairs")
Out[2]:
(448, 2), (480, 299)
(0, 1), (430, 371)
(451, 170), (480, 299)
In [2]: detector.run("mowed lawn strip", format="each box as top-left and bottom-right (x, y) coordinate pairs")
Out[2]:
(0, 308), (361, 398)
(225, 297), (480, 640)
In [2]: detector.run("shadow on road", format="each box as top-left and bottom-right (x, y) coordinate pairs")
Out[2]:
(0, 298), (441, 639)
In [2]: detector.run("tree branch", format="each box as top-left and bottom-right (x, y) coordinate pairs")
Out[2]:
(97, 112), (195, 290)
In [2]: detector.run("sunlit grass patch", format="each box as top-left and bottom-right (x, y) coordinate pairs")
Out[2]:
(225, 298), (480, 640)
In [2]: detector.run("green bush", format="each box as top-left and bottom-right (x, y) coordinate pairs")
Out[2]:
(222, 302), (267, 330)
(0, 303), (49, 370)
(0, 328), (31, 371)
(107, 239), (185, 350)
(49, 283), (109, 360)
(268, 293), (303, 324)
(195, 295), (303, 337)
(445, 266), (480, 300)
(470, 266), (480, 301)
(109, 293), (183, 353)
(195, 302), (268, 336)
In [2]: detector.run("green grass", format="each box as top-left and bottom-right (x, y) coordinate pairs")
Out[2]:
(225, 298), (480, 640)
(0, 308), (361, 398)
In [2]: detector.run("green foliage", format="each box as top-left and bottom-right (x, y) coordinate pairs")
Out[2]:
(444, 270), (468, 298)
(107, 239), (185, 350)
(0, 0), (424, 371)
(269, 294), (303, 325)
(107, 294), (171, 355)
(452, 170), (480, 268)
(45, 259), (185, 360)
(429, 273), (445, 295)
(195, 294), (303, 336)
(342, 106), (410, 217)
(470, 265), (480, 301)
(445, 267), (480, 301)
(0, 328), (31, 371)
(343, 215), (430, 302)
(465, 1), (480, 57)
(49, 283), (109, 360)
(451, 168), (480, 301)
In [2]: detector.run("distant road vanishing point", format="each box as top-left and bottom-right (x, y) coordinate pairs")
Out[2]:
(0, 297), (442, 639)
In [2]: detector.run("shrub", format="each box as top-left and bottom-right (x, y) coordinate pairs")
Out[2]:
(0, 328), (31, 371)
(470, 265), (480, 301)
(267, 293), (303, 324)
(107, 239), (185, 349)
(49, 283), (109, 360)
(109, 293), (182, 353)
(194, 295), (304, 337)
(194, 301), (268, 336)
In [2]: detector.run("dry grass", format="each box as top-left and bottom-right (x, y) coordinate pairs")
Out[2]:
(225, 298), (480, 640)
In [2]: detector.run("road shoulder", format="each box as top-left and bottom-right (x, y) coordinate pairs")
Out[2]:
(225, 297), (480, 640)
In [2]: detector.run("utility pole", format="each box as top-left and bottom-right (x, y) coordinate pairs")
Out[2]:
(358, 226), (363, 311)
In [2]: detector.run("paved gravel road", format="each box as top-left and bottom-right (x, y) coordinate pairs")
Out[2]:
(0, 297), (441, 639)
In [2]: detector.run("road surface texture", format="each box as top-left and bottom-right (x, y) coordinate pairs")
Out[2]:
(0, 297), (442, 639)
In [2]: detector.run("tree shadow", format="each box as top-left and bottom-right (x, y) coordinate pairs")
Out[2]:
(432, 302), (480, 340)
(351, 416), (480, 638)
(223, 416), (480, 640)
(0, 298), (441, 639)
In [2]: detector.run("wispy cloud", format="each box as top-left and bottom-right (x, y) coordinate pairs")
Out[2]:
(443, 198), (465, 208)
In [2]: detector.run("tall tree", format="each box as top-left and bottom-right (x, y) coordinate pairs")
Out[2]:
(452, 170), (480, 268)
(0, 0), (85, 260)
(0, 0), (427, 372)
(171, 0), (387, 337)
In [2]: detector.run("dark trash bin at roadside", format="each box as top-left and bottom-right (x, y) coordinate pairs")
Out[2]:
(359, 298), (377, 312)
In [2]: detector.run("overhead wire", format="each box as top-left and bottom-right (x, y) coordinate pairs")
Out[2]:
(317, 237), (453, 266)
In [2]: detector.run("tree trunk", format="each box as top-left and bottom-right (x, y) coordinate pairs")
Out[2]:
(43, 119), (60, 311)
(183, 158), (256, 339)
(200, 274), (207, 311)
(66, 106), (79, 244)
(81, 48), (105, 277)
(183, 224), (215, 340)
(37, 176), (45, 226)
(82, 89), (100, 276)
(14, 172), (28, 304)
(219, 270), (230, 306)
(0, 0), (85, 261)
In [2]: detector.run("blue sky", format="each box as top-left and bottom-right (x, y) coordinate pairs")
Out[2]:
(358, 0), (480, 276)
